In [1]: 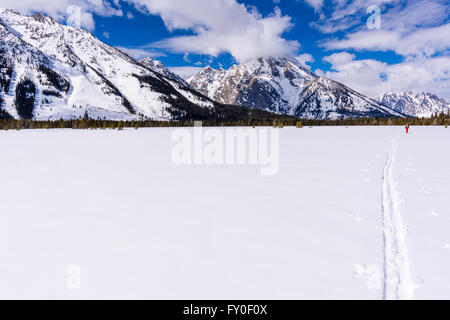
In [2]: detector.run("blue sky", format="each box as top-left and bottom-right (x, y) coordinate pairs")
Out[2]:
(2, 0), (449, 99)
(95, 0), (332, 69)
(92, 0), (406, 71)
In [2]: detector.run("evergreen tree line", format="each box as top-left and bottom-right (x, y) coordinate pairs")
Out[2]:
(0, 112), (448, 130)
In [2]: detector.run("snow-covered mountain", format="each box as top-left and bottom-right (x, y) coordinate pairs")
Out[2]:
(188, 57), (405, 119)
(0, 9), (277, 121)
(139, 57), (190, 87)
(380, 91), (450, 118)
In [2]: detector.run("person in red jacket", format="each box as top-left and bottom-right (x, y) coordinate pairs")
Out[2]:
(405, 123), (410, 134)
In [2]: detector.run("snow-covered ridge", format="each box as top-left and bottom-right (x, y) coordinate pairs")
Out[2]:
(139, 57), (190, 87)
(380, 91), (450, 118)
(0, 9), (217, 120)
(189, 57), (405, 120)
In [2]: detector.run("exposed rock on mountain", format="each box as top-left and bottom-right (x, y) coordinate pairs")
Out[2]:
(189, 57), (405, 119)
(380, 91), (450, 118)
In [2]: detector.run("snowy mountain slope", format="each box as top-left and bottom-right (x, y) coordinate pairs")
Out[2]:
(139, 57), (190, 87)
(0, 9), (150, 120)
(380, 91), (450, 118)
(294, 77), (405, 119)
(189, 57), (405, 120)
(0, 9), (278, 121)
(189, 57), (317, 115)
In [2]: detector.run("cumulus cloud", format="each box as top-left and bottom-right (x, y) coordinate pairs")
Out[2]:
(320, 0), (450, 57)
(304, 0), (324, 12)
(323, 24), (450, 57)
(3, 0), (298, 60)
(125, 0), (299, 62)
(311, 0), (396, 33)
(323, 52), (450, 100)
(295, 53), (315, 68)
(311, 0), (448, 34)
(323, 51), (355, 65)
(168, 66), (204, 80)
(115, 46), (165, 59)
(317, 0), (450, 99)
(0, 0), (123, 30)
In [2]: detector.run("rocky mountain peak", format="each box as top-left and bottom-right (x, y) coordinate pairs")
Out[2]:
(380, 91), (449, 117)
(138, 57), (189, 87)
(188, 56), (403, 119)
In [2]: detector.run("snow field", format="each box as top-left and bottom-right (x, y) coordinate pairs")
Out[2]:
(0, 126), (448, 299)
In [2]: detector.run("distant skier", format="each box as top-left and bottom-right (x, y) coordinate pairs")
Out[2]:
(405, 123), (410, 134)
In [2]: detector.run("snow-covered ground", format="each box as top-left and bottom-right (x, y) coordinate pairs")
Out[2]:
(0, 126), (448, 299)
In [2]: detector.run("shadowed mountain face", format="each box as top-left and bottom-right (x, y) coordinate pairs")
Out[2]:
(189, 57), (405, 120)
(0, 9), (284, 122)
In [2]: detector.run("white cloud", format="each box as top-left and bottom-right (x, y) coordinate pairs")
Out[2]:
(125, 0), (299, 62)
(311, 0), (396, 33)
(0, 0), (123, 30)
(3, 0), (298, 60)
(317, 0), (450, 99)
(304, 0), (324, 12)
(168, 66), (203, 80)
(311, 0), (448, 34)
(115, 46), (165, 59)
(295, 53), (315, 68)
(323, 51), (354, 65)
(323, 24), (450, 57)
(323, 52), (450, 100)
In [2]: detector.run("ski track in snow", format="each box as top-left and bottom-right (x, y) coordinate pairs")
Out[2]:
(381, 137), (416, 300)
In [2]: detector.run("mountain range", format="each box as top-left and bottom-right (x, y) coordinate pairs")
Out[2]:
(379, 91), (449, 118)
(0, 9), (447, 121)
(0, 9), (280, 122)
(188, 57), (405, 119)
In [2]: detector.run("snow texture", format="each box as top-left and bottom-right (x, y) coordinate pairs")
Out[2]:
(0, 126), (448, 299)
